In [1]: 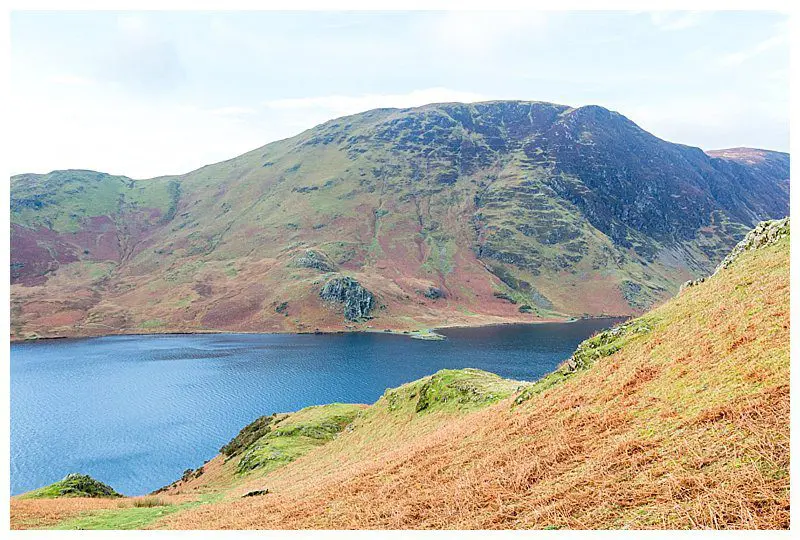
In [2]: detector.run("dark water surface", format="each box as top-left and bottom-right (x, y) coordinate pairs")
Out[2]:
(10, 319), (621, 496)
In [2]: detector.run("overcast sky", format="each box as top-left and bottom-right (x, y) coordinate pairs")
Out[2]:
(10, 10), (789, 179)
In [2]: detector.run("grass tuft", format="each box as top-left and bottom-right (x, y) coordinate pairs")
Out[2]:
(132, 497), (170, 508)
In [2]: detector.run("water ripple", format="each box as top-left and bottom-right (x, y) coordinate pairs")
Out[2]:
(11, 320), (622, 496)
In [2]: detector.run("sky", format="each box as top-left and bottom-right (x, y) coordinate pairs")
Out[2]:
(9, 10), (790, 179)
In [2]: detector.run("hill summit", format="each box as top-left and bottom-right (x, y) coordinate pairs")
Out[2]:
(10, 101), (790, 338)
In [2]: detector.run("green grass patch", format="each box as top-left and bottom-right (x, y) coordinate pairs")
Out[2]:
(139, 319), (165, 329)
(221, 413), (287, 458)
(408, 329), (446, 341)
(21, 474), (121, 500)
(50, 493), (223, 530)
(380, 368), (524, 415)
(11, 171), (174, 233)
(421, 234), (456, 276)
(232, 403), (363, 474)
(52, 505), (180, 530)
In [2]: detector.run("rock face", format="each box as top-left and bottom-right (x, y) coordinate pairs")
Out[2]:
(320, 276), (375, 321)
(243, 489), (270, 497)
(679, 277), (704, 293)
(713, 217), (790, 275)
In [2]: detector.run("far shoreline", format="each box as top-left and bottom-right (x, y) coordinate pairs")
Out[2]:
(10, 314), (630, 345)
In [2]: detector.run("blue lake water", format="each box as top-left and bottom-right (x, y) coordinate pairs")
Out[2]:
(10, 319), (621, 496)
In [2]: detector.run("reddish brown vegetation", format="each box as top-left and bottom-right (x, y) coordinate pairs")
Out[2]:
(149, 239), (789, 530)
(10, 498), (122, 530)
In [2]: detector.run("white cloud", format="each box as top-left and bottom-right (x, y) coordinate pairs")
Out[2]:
(649, 12), (706, 32)
(116, 13), (149, 37)
(9, 87), (490, 179)
(411, 11), (552, 57)
(9, 11), (789, 178)
(621, 92), (788, 151)
(428, 11), (550, 52)
(720, 34), (788, 67)
(48, 74), (95, 86)
(8, 95), (272, 178)
(207, 106), (257, 117)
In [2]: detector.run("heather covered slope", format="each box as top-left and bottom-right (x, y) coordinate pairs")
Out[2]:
(10, 101), (789, 338)
(157, 219), (789, 529)
(10, 220), (790, 529)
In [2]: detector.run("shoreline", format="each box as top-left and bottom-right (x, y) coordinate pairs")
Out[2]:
(10, 314), (630, 344)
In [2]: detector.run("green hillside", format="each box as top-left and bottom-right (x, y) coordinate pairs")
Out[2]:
(10, 101), (789, 339)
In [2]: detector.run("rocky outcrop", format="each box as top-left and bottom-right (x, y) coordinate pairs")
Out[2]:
(713, 217), (790, 275)
(423, 287), (444, 300)
(320, 276), (375, 321)
(492, 291), (517, 304)
(679, 277), (704, 293)
(680, 217), (788, 291)
(58, 474), (121, 498)
(563, 319), (653, 373)
(514, 317), (654, 406)
(291, 249), (335, 272)
(243, 489), (270, 497)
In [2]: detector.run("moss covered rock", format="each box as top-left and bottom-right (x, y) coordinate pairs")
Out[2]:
(220, 413), (285, 458)
(22, 473), (122, 499)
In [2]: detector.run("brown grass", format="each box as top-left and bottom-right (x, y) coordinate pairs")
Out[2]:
(154, 237), (789, 530)
(13, 237), (789, 530)
(10, 498), (122, 530)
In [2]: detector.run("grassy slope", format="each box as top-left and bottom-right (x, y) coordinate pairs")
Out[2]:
(151, 231), (788, 529)
(10, 170), (175, 234)
(10, 228), (789, 530)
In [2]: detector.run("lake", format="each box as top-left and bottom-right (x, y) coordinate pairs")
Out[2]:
(10, 319), (621, 496)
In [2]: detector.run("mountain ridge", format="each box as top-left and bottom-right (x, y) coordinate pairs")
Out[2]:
(10, 100), (790, 339)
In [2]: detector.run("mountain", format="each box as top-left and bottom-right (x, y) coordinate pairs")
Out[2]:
(10, 101), (790, 339)
(11, 219), (790, 529)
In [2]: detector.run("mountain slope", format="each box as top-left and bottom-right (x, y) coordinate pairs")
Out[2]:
(11, 219), (789, 529)
(154, 219), (790, 529)
(10, 101), (790, 338)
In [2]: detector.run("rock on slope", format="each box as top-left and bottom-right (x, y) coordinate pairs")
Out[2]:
(10, 101), (790, 338)
(713, 216), (790, 274)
